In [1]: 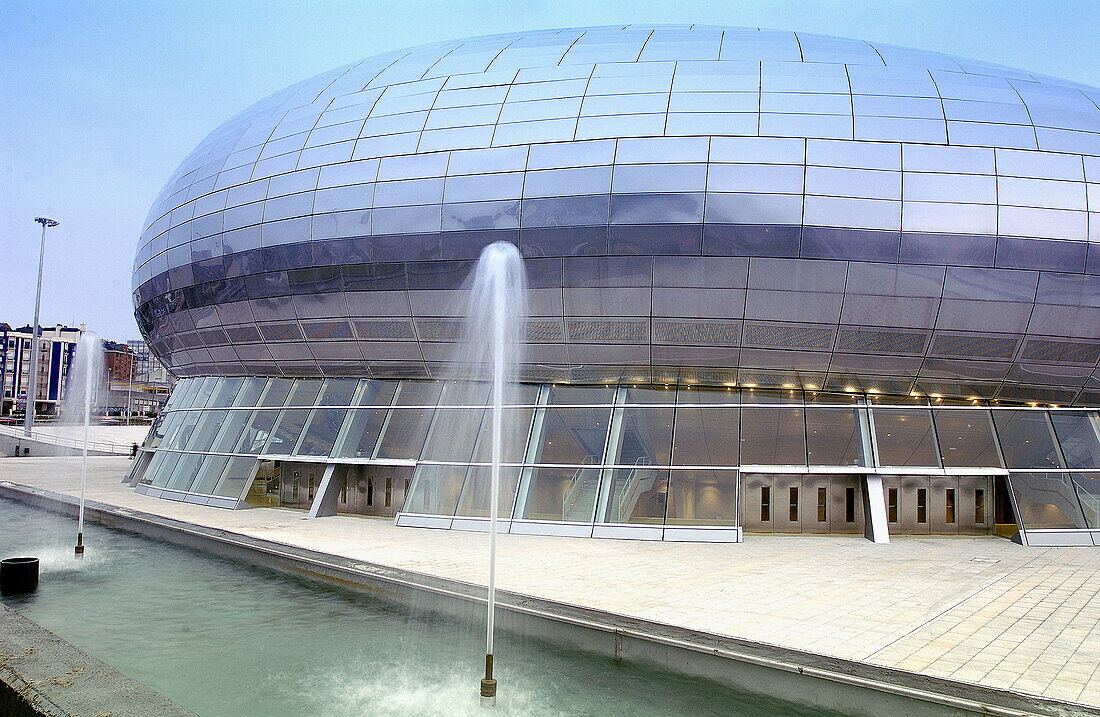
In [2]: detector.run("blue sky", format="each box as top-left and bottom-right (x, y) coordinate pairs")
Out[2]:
(1, 0), (1098, 340)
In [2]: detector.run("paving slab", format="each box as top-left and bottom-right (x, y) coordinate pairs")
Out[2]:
(2, 455), (1099, 712)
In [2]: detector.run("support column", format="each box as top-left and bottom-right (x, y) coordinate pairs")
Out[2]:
(308, 464), (342, 518)
(862, 474), (890, 544)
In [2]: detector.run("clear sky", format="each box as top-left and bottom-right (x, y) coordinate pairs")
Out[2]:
(1, 0), (1098, 341)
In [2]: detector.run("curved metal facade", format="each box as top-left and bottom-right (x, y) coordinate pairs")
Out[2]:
(133, 25), (1100, 404)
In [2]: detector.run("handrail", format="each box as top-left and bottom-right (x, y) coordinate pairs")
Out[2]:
(0, 425), (138, 454)
(561, 455), (597, 519)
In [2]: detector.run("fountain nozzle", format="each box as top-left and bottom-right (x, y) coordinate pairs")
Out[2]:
(75, 532), (85, 557)
(480, 653), (496, 707)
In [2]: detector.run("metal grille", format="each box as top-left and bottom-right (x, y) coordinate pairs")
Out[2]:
(224, 326), (262, 343)
(566, 320), (648, 343)
(353, 320), (415, 340)
(196, 328), (229, 346)
(1021, 338), (1100, 365)
(997, 384), (1077, 404)
(836, 329), (928, 355)
(929, 334), (1018, 359)
(416, 319), (463, 341)
(653, 320), (741, 345)
(742, 323), (834, 350)
(176, 332), (204, 349)
(301, 321), (354, 340)
(258, 322), (303, 342)
(526, 320), (564, 342)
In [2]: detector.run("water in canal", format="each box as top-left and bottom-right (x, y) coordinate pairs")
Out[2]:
(0, 497), (845, 716)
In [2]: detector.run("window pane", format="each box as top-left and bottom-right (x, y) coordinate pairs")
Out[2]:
(258, 378), (295, 406)
(932, 409), (1003, 468)
(331, 381), (399, 458)
(600, 466), (668, 524)
(284, 378), (324, 406)
(516, 465), (601, 522)
(317, 378), (361, 405)
(1051, 412), (1100, 469)
(190, 455), (231, 494)
(374, 381), (444, 460)
(208, 377), (244, 407)
(740, 392), (806, 466)
(404, 465), (467, 516)
(263, 409), (312, 455)
(666, 469), (739, 525)
(1009, 472), (1087, 529)
(209, 410), (253, 453)
(183, 409), (228, 452)
(295, 408), (349, 456)
(138, 450), (168, 485)
(213, 456), (258, 499)
(672, 388), (739, 467)
(164, 452), (204, 491)
(1073, 474), (1100, 528)
(232, 377), (268, 407)
(873, 408), (940, 467)
(607, 387), (675, 466)
(993, 411), (1063, 469)
(163, 411), (201, 450)
(234, 409), (282, 454)
(806, 405), (866, 467)
(454, 394), (538, 518)
(148, 451), (181, 488)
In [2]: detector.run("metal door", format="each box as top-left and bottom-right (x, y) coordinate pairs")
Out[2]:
(958, 475), (994, 535)
(741, 474), (773, 533)
(900, 475), (931, 534)
(801, 475), (831, 534)
(772, 474), (801, 533)
(929, 476), (958, 535)
(828, 476), (864, 534)
(881, 476), (902, 533)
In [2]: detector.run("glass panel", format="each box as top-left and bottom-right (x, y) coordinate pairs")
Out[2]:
(284, 379), (324, 406)
(164, 452), (205, 491)
(317, 378), (361, 405)
(148, 451), (182, 488)
(1051, 412), (1100, 469)
(740, 391), (806, 466)
(873, 408), (941, 467)
(1073, 474), (1100, 528)
(190, 455), (231, 495)
(183, 409), (228, 452)
(234, 409), (282, 454)
(403, 465), (468, 516)
(455, 387), (539, 518)
(331, 381), (399, 458)
(163, 411), (201, 450)
(672, 388), (739, 467)
(258, 378), (295, 407)
(374, 381), (444, 460)
(517, 465), (602, 522)
(931, 409), (1003, 468)
(208, 377), (244, 407)
(185, 377), (218, 409)
(209, 410), (253, 453)
(213, 456), (258, 499)
(294, 408), (349, 456)
(666, 469), (739, 525)
(805, 395), (862, 468)
(231, 377), (268, 407)
(138, 449), (170, 485)
(147, 411), (180, 449)
(1009, 472), (1087, 529)
(992, 410), (1063, 469)
(607, 387), (676, 466)
(164, 379), (198, 411)
(263, 409), (312, 455)
(601, 467), (668, 524)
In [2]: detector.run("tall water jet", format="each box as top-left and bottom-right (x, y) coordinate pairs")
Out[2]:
(61, 332), (105, 556)
(429, 241), (527, 706)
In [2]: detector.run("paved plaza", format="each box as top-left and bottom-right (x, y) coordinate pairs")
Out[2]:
(2, 456), (1099, 710)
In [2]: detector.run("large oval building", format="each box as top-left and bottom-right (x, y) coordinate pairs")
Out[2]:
(130, 26), (1100, 547)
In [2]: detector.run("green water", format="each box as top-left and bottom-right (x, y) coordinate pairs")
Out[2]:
(0, 497), (845, 716)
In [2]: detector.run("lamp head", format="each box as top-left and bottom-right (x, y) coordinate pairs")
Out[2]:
(34, 217), (59, 228)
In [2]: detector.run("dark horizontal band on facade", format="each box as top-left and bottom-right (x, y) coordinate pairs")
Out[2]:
(135, 225), (1100, 309)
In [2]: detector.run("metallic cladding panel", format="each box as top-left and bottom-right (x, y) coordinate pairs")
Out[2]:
(135, 25), (1100, 403)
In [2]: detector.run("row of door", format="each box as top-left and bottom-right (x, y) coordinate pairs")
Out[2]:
(742, 474), (1002, 535)
(336, 465), (412, 518)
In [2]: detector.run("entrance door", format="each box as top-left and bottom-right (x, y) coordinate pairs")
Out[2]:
(993, 476), (1018, 537)
(828, 475), (864, 534)
(898, 475), (931, 534)
(772, 474), (801, 533)
(801, 475), (831, 534)
(741, 474), (773, 533)
(958, 475), (994, 535)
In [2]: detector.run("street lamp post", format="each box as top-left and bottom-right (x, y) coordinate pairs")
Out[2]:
(24, 217), (59, 437)
(125, 347), (134, 425)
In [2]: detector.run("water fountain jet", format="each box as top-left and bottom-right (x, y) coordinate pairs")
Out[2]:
(452, 242), (528, 707)
(61, 332), (105, 556)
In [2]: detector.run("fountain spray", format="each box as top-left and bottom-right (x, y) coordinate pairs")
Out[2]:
(64, 332), (102, 557)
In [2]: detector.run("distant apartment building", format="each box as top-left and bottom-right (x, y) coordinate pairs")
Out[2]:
(120, 339), (176, 417)
(0, 323), (80, 418)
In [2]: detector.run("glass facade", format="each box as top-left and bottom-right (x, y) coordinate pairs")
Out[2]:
(133, 377), (1100, 542)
